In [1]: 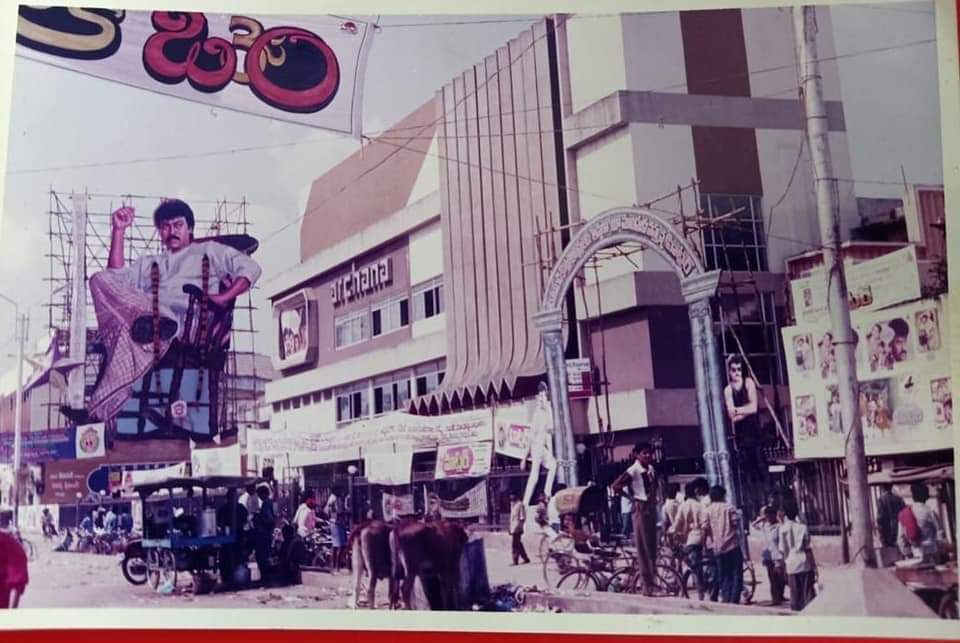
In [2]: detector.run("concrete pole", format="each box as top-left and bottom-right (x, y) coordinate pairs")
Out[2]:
(68, 193), (88, 411)
(12, 314), (24, 528)
(794, 5), (875, 567)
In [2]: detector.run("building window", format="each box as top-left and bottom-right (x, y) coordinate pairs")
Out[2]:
(414, 359), (446, 397)
(335, 312), (368, 349)
(272, 402), (281, 413)
(336, 384), (369, 424)
(700, 194), (767, 272)
(373, 373), (412, 415)
(311, 391), (323, 404)
(712, 291), (785, 386)
(372, 298), (410, 337)
(413, 278), (444, 321)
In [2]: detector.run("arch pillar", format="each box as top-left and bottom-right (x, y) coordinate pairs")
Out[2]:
(681, 270), (736, 506)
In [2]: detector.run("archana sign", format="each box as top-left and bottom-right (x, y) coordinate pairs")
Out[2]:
(15, 8), (375, 136)
(330, 258), (393, 306)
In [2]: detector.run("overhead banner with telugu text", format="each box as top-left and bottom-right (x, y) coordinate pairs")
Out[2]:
(15, 7), (376, 136)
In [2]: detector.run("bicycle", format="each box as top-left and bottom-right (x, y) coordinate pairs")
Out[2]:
(679, 549), (757, 604)
(555, 550), (683, 596)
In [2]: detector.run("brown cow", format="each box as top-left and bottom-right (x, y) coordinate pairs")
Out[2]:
(390, 518), (468, 610)
(349, 520), (398, 609)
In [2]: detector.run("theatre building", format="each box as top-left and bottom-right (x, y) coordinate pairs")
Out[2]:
(266, 8), (860, 523)
(263, 100), (450, 513)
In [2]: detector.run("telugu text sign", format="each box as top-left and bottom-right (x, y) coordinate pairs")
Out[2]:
(248, 410), (492, 462)
(16, 8), (375, 136)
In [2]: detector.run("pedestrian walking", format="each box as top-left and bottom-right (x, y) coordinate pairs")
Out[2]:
(509, 493), (531, 565)
(611, 442), (659, 595)
(778, 499), (817, 612)
(668, 482), (708, 600)
(704, 485), (743, 604)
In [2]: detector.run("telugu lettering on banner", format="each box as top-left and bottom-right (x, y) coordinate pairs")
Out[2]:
(15, 8), (375, 136)
(783, 295), (951, 459)
(248, 410), (493, 463)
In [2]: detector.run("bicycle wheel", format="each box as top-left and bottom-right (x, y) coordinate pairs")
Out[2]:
(542, 551), (577, 587)
(657, 564), (684, 596)
(556, 569), (598, 592)
(147, 549), (162, 590)
(741, 561), (757, 604)
(606, 568), (635, 594)
(681, 563), (716, 601)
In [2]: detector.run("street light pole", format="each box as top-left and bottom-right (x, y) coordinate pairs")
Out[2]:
(794, 6), (875, 568)
(0, 294), (25, 529)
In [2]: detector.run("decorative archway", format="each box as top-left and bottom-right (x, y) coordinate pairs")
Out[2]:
(534, 207), (736, 504)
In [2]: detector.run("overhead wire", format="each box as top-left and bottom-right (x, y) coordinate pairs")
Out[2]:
(5, 36), (935, 175)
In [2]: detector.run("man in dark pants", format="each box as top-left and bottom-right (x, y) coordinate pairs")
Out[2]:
(876, 484), (904, 554)
(253, 482), (276, 586)
(509, 493), (530, 565)
(704, 485), (743, 604)
(612, 442), (659, 595)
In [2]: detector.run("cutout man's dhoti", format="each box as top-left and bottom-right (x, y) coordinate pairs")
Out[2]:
(522, 404), (557, 506)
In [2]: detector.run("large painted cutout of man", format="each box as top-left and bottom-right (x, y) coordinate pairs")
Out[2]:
(62, 200), (262, 425)
(723, 354), (767, 493)
(520, 382), (558, 506)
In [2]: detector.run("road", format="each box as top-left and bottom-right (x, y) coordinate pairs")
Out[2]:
(17, 533), (785, 611)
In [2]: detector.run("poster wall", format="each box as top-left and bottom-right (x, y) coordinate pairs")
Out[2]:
(782, 296), (951, 459)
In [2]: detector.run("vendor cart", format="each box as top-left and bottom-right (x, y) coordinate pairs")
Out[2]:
(133, 475), (256, 594)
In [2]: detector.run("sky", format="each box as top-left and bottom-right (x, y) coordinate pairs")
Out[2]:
(0, 3), (943, 379)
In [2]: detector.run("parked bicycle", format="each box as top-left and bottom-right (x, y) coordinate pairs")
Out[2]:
(555, 548), (683, 596)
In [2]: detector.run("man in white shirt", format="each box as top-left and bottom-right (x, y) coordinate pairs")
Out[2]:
(612, 442), (659, 595)
(293, 495), (317, 539)
(669, 481), (708, 599)
(65, 200), (261, 424)
(778, 500), (817, 611)
(521, 383), (558, 506)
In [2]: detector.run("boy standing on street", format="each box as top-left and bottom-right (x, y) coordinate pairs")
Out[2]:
(756, 505), (787, 605)
(669, 482), (708, 600)
(778, 500), (817, 611)
(704, 485), (743, 604)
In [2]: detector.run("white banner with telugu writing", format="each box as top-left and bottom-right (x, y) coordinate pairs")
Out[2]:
(15, 7), (375, 136)
(247, 410), (492, 464)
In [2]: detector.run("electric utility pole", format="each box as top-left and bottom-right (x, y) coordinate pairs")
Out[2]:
(794, 6), (875, 567)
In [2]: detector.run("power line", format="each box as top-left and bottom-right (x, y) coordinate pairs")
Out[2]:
(5, 36), (933, 176)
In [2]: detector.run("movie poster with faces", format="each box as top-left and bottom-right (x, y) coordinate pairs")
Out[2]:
(782, 296), (951, 459)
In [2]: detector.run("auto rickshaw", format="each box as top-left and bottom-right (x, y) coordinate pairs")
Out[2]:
(870, 465), (957, 619)
(133, 475), (257, 594)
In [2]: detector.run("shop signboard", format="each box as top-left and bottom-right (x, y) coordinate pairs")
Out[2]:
(435, 442), (492, 479)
